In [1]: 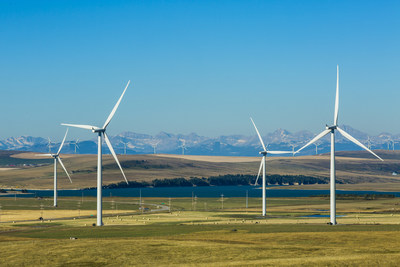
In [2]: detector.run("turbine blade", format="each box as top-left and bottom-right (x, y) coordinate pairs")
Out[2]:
(36, 154), (52, 157)
(336, 127), (383, 161)
(254, 159), (263, 186)
(61, 123), (99, 131)
(57, 156), (72, 183)
(103, 81), (130, 129)
(268, 151), (293, 155)
(57, 128), (69, 155)
(334, 65), (339, 125)
(104, 132), (129, 184)
(296, 129), (331, 154)
(250, 117), (267, 151)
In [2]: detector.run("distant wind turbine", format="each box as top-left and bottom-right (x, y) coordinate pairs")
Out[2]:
(313, 141), (321, 155)
(387, 139), (392, 150)
(37, 129), (72, 207)
(290, 144), (296, 156)
(47, 137), (52, 153)
(179, 139), (187, 155)
(295, 65), (383, 225)
(74, 139), (80, 154)
(122, 141), (128, 155)
(62, 81), (130, 226)
(391, 139), (396, 151)
(250, 118), (292, 217)
(151, 140), (160, 154)
(366, 136), (372, 150)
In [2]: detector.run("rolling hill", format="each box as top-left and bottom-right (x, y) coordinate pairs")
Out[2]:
(0, 149), (399, 189)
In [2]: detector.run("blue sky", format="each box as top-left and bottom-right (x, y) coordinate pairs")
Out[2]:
(1, 0), (399, 141)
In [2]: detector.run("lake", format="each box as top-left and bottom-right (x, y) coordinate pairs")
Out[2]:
(4, 185), (400, 198)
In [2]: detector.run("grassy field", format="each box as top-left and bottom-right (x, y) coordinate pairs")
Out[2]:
(1, 196), (400, 266)
(2, 151), (400, 265)
(1, 150), (400, 190)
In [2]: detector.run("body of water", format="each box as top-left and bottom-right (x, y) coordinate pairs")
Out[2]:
(3, 185), (400, 198)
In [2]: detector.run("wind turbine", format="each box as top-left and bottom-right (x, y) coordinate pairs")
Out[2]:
(37, 129), (72, 207)
(47, 137), (52, 153)
(179, 139), (187, 155)
(62, 81), (130, 226)
(290, 144), (296, 156)
(295, 65), (383, 225)
(122, 141), (128, 155)
(366, 136), (372, 150)
(74, 139), (80, 154)
(151, 140), (160, 154)
(313, 143), (319, 155)
(250, 118), (292, 217)
(391, 139), (396, 151)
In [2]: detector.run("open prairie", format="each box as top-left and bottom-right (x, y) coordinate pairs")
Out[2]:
(1, 196), (400, 266)
(1, 150), (400, 190)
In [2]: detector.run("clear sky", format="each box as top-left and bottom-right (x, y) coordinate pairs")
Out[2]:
(1, 0), (399, 141)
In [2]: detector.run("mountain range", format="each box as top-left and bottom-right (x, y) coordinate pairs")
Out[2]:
(1, 125), (399, 156)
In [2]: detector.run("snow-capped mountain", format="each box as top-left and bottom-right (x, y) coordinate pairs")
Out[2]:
(1, 125), (397, 156)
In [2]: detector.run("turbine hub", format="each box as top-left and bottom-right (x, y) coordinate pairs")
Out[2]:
(260, 151), (267, 156)
(326, 125), (337, 131)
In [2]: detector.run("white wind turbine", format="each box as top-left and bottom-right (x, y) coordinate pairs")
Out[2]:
(122, 141), (128, 155)
(179, 139), (187, 155)
(366, 136), (372, 150)
(290, 144), (296, 156)
(295, 66), (383, 225)
(250, 118), (292, 217)
(74, 139), (80, 154)
(151, 140), (160, 154)
(37, 129), (72, 207)
(313, 141), (321, 155)
(47, 137), (52, 153)
(62, 81), (130, 226)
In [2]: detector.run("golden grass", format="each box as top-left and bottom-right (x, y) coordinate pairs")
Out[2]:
(154, 154), (260, 162)
(1, 227), (400, 266)
(0, 209), (138, 222)
(2, 151), (400, 189)
(2, 196), (400, 266)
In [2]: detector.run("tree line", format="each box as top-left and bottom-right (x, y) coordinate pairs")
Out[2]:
(99, 174), (329, 189)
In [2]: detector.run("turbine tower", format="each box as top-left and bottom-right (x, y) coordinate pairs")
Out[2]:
(62, 81), (130, 226)
(37, 129), (72, 207)
(250, 118), (292, 217)
(295, 66), (383, 225)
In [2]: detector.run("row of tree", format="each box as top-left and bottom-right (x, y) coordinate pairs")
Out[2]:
(100, 174), (329, 189)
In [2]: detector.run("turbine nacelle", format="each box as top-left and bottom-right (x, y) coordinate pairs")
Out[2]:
(260, 151), (268, 156)
(326, 125), (337, 131)
(92, 128), (105, 133)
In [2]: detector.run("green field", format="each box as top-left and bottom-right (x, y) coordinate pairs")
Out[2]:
(1, 196), (400, 266)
